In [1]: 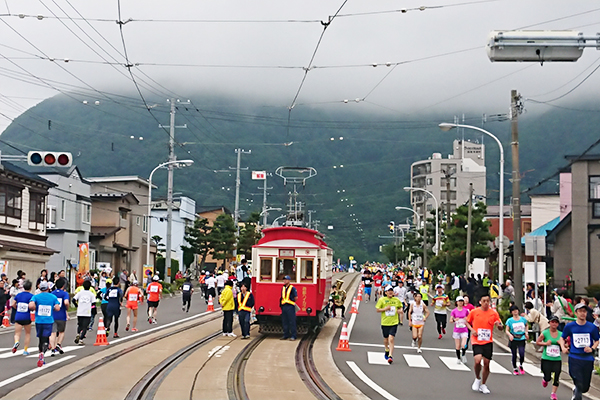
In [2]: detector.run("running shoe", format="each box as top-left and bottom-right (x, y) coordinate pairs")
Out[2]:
(182, 306), (185, 311)
(152, 319), (158, 324)
(12, 342), (19, 353)
(519, 366), (525, 375)
(125, 324), (130, 331)
(472, 378), (481, 391)
(442, 328), (446, 335)
(438, 334), (442, 340)
(148, 317), (152, 324)
(229, 333), (237, 337)
(50, 349), (56, 357)
(37, 353), (45, 368)
(399, 321), (402, 325)
(417, 348), (422, 353)
(132, 328), (138, 332)
(479, 384), (490, 394)
(387, 356), (393, 365)
(106, 327), (110, 335)
(74, 334), (80, 344)
(22, 351), (30, 356)
(542, 379), (548, 388)
(411, 339), (415, 348)
(457, 358), (462, 364)
(113, 333), (119, 338)
(550, 393), (557, 400)
(56, 344), (64, 354)
(79, 340), (85, 346)
(513, 369), (519, 376)
(385, 349), (389, 360)
(461, 354), (467, 364)
(289, 337), (296, 341)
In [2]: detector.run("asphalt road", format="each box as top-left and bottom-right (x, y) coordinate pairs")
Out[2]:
(0, 289), (212, 398)
(332, 293), (581, 400)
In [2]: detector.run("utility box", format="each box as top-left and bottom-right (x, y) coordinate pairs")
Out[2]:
(487, 30), (586, 62)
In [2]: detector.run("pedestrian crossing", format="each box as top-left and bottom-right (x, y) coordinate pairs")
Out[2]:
(366, 351), (542, 375)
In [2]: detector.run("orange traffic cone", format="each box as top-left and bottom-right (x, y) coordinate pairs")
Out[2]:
(336, 322), (351, 352)
(2, 311), (9, 327)
(350, 297), (359, 314)
(357, 290), (363, 301)
(93, 317), (109, 346)
(30, 311), (35, 325)
(207, 295), (215, 312)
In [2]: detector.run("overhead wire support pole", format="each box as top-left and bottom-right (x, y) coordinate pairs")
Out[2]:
(511, 89), (524, 308)
(231, 148), (251, 259)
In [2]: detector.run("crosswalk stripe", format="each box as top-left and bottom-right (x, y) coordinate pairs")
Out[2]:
(26, 345), (82, 358)
(0, 349), (38, 359)
(367, 351), (390, 365)
(521, 363), (544, 377)
(439, 356), (470, 371)
(489, 360), (511, 374)
(403, 354), (430, 368)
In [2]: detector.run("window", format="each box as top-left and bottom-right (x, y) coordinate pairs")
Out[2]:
(593, 203), (600, 219)
(590, 177), (600, 199)
(522, 221), (532, 234)
(82, 203), (91, 224)
(441, 163), (457, 175)
(60, 200), (66, 220)
(29, 192), (45, 223)
(142, 215), (148, 233)
(260, 258), (272, 279)
(276, 258), (295, 281)
(440, 191), (457, 201)
(47, 205), (56, 228)
(426, 178), (433, 186)
(441, 177), (457, 187)
(301, 259), (314, 280)
(0, 185), (22, 218)
(119, 209), (128, 220)
(136, 216), (141, 226)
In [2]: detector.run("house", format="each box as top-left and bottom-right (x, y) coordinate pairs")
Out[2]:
(0, 162), (56, 280)
(196, 205), (232, 271)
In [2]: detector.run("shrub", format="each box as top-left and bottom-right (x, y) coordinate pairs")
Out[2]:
(584, 284), (600, 299)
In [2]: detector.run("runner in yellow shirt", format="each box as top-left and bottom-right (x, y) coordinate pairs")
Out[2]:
(376, 285), (403, 364)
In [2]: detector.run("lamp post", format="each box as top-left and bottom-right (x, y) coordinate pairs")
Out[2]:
(272, 215), (287, 226)
(403, 187), (439, 255)
(146, 160), (194, 279)
(259, 207), (282, 226)
(439, 122), (505, 284)
(395, 206), (421, 232)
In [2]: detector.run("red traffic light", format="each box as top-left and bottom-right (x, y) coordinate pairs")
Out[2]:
(44, 153), (56, 165)
(28, 151), (72, 167)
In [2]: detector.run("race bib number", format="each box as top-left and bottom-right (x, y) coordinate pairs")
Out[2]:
(17, 302), (28, 313)
(364, 280), (370, 285)
(183, 284), (191, 291)
(573, 333), (591, 348)
(108, 290), (118, 298)
(420, 287), (427, 294)
(477, 328), (491, 341)
(385, 306), (396, 317)
(512, 322), (526, 334)
(546, 345), (560, 358)
(435, 300), (443, 308)
(413, 314), (424, 322)
(79, 296), (91, 304)
(150, 286), (159, 293)
(38, 305), (52, 317)
(128, 294), (138, 302)
(57, 298), (63, 305)
(456, 318), (466, 328)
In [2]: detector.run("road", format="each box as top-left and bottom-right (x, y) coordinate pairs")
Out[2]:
(0, 289), (211, 398)
(332, 294), (581, 400)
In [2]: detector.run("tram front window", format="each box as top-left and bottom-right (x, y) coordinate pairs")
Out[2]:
(301, 259), (313, 280)
(260, 258), (272, 280)
(276, 258), (295, 281)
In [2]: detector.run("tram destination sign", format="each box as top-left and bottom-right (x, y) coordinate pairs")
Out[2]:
(279, 249), (295, 257)
(252, 171), (266, 180)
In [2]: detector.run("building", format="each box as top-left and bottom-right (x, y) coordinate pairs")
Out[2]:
(529, 194), (560, 231)
(150, 196), (196, 272)
(410, 139), (486, 218)
(0, 162), (56, 280)
(36, 166), (91, 274)
(86, 176), (152, 280)
(196, 206), (232, 271)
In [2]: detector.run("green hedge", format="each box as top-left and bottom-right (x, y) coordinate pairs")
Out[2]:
(585, 284), (600, 299)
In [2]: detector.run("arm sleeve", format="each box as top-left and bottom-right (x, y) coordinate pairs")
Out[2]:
(561, 325), (570, 339)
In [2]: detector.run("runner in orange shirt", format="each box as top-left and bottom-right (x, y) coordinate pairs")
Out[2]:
(123, 280), (142, 332)
(466, 294), (503, 395)
(146, 276), (163, 324)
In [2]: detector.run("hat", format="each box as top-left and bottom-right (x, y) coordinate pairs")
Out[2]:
(106, 278), (112, 284)
(456, 296), (465, 302)
(436, 284), (443, 289)
(549, 315), (560, 322)
(225, 280), (233, 286)
(39, 281), (48, 290)
(132, 280), (139, 285)
(574, 303), (587, 311)
(205, 271), (210, 275)
(385, 285), (393, 292)
(283, 275), (291, 280)
(153, 275), (159, 281)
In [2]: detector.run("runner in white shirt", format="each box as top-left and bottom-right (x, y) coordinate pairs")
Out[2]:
(408, 292), (429, 353)
(205, 273), (217, 303)
(393, 281), (407, 326)
(215, 272), (226, 297)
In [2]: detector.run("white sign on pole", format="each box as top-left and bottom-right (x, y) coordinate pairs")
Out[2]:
(524, 262), (546, 283)
(252, 171), (266, 180)
(525, 236), (545, 256)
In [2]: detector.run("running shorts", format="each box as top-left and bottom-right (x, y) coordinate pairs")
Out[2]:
(453, 331), (469, 340)
(473, 343), (494, 360)
(53, 320), (67, 333)
(364, 287), (372, 295)
(36, 323), (53, 338)
(381, 324), (398, 338)
(148, 300), (159, 308)
(412, 324), (424, 329)
(15, 319), (31, 326)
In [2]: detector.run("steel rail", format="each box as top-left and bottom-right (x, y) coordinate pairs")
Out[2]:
(227, 334), (267, 400)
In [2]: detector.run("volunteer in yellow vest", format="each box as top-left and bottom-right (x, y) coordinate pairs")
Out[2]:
(219, 280), (235, 337)
(490, 281), (500, 308)
(235, 281), (254, 339)
(419, 281), (430, 306)
(280, 275), (298, 341)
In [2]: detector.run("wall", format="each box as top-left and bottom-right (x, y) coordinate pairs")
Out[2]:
(530, 195), (560, 231)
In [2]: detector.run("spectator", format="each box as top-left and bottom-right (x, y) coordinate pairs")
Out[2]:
(503, 279), (515, 302)
(36, 269), (48, 289)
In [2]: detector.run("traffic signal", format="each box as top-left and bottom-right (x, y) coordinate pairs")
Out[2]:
(27, 151), (72, 167)
(389, 221), (395, 234)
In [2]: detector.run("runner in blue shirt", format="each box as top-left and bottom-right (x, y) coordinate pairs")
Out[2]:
(561, 302), (600, 400)
(104, 277), (123, 338)
(50, 278), (70, 356)
(505, 305), (529, 375)
(29, 281), (60, 367)
(11, 280), (33, 355)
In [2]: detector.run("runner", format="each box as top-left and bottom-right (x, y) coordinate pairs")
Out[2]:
(536, 315), (563, 400)
(124, 280), (142, 332)
(73, 280), (96, 345)
(204, 272), (216, 304)
(11, 280), (33, 355)
(49, 278), (69, 356)
(505, 305), (529, 375)
(362, 271), (373, 302)
(373, 271), (383, 301)
(376, 285), (403, 364)
(418, 280), (430, 306)
(560, 302), (600, 400)
(466, 295), (503, 394)
(450, 296), (470, 364)
(393, 280), (407, 325)
(147, 275), (163, 324)
(181, 277), (193, 312)
(104, 277), (123, 338)
(432, 284), (450, 339)
(28, 281), (60, 367)
(408, 291), (429, 353)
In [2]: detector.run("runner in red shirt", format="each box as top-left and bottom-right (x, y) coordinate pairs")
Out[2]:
(146, 276), (163, 324)
(373, 272), (383, 301)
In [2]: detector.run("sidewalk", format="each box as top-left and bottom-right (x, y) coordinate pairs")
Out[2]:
(494, 329), (600, 400)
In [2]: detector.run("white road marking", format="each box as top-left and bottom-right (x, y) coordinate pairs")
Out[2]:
(439, 356), (470, 371)
(403, 354), (430, 368)
(0, 349), (38, 359)
(208, 345), (223, 357)
(349, 342), (510, 355)
(489, 360), (511, 374)
(215, 345), (230, 358)
(346, 299), (360, 340)
(0, 356), (75, 388)
(346, 361), (399, 400)
(367, 351), (389, 365)
(26, 346), (82, 358)
(521, 363), (544, 377)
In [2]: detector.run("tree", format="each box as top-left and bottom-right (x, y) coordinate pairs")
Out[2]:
(237, 211), (262, 260)
(181, 217), (212, 275)
(210, 213), (237, 269)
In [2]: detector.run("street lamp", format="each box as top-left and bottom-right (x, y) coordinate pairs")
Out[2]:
(403, 187), (439, 255)
(439, 122), (505, 284)
(259, 207), (282, 225)
(146, 159), (194, 278)
(272, 215), (287, 226)
(395, 206), (421, 231)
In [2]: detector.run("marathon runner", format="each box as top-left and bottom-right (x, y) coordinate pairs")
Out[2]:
(450, 296), (470, 364)
(536, 315), (563, 400)
(11, 280), (33, 355)
(147, 275), (163, 324)
(466, 294), (503, 394)
(104, 277), (123, 338)
(181, 277), (193, 313)
(376, 285), (403, 364)
(505, 305), (529, 375)
(418, 280), (430, 306)
(124, 280), (142, 331)
(73, 280), (96, 345)
(408, 291), (429, 353)
(393, 280), (407, 325)
(362, 271), (373, 303)
(373, 271), (383, 301)
(28, 281), (60, 367)
(432, 284), (449, 339)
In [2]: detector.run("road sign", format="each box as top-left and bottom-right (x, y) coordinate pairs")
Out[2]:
(252, 171), (266, 180)
(525, 236), (545, 256)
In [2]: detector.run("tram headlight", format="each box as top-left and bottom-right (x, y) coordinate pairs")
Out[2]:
(258, 306), (264, 313)
(306, 307), (312, 315)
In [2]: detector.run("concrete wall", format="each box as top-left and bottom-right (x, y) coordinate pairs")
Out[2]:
(560, 173), (572, 220)
(530, 195), (560, 231)
(552, 222), (572, 286)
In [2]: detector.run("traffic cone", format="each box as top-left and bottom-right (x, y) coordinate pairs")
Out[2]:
(336, 322), (351, 351)
(30, 311), (35, 325)
(350, 297), (359, 314)
(357, 290), (363, 301)
(93, 317), (109, 346)
(2, 311), (9, 327)
(207, 295), (215, 312)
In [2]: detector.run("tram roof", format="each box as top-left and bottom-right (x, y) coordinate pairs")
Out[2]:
(255, 226), (329, 249)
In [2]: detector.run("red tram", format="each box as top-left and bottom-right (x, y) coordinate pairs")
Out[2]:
(251, 225), (333, 333)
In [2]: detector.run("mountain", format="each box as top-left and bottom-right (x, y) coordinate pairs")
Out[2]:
(2, 94), (599, 262)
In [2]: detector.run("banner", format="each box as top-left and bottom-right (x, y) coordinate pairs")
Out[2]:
(0, 260), (8, 276)
(143, 264), (154, 288)
(78, 243), (90, 273)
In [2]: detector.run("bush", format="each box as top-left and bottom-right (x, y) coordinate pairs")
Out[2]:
(585, 284), (600, 299)
(497, 296), (512, 324)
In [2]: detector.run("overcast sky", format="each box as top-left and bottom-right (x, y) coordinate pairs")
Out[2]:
(1, 0), (600, 133)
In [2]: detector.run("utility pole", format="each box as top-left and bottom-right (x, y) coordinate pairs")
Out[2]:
(259, 175), (272, 226)
(444, 169), (453, 270)
(465, 183), (474, 275)
(231, 149), (251, 260)
(308, 210), (315, 229)
(422, 199), (428, 269)
(511, 89), (524, 307)
(158, 99), (187, 283)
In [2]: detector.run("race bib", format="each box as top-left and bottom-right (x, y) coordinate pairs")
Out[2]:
(477, 328), (491, 341)
(79, 296), (91, 304)
(573, 333), (591, 348)
(150, 286), (159, 293)
(108, 290), (118, 298)
(364, 280), (370, 285)
(546, 345), (560, 357)
(57, 298), (63, 305)
(512, 322), (526, 334)
(17, 302), (28, 313)
(38, 305), (52, 317)
(456, 318), (466, 328)
(128, 294), (138, 302)
(385, 306), (396, 317)
(413, 314), (424, 322)
(436, 300), (443, 308)
(183, 284), (191, 291)
(420, 287), (427, 294)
